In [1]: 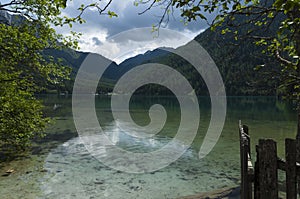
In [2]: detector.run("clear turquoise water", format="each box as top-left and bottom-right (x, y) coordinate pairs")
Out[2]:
(0, 96), (297, 199)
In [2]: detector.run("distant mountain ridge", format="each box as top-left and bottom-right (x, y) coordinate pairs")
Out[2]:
(0, 10), (26, 25)
(116, 48), (173, 79)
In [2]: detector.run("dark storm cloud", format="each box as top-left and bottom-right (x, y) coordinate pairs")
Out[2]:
(92, 37), (102, 45)
(66, 1), (214, 37)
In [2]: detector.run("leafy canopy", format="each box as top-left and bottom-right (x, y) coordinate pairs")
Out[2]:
(135, 0), (299, 100)
(0, 0), (115, 154)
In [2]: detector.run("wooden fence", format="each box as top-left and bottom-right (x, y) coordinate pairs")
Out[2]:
(239, 121), (300, 199)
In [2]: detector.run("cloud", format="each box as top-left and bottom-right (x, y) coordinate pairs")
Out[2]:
(55, 1), (213, 63)
(92, 37), (102, 46)
(94, 27), (204, 64)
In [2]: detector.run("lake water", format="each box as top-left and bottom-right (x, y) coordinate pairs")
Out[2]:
(0, 95), (297, 199)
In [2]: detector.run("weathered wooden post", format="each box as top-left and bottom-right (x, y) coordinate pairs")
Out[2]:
(240, 134), (249, 199)
(243, 125), (253, 199)
(257, 139), (278, 199)
(239, 121), (252, 199)
(285, 138), (297, 199)
(243, 124), (250, 156)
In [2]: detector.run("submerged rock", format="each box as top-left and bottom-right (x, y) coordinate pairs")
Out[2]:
(94, 180), (104, 185)
(2, 169), (14, 177)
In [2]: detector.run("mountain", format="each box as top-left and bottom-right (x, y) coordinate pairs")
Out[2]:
(43, 48), (118, 93)
(111, 10), (283, 96)
(115, 48), (172, 79)
(44, 48), (89, 74)
(39, 24), (283, 95)
(1, 9), (282, 96)
(0, 10), (119, 94)
(0, 10), (26, 25)
(45, 47), (173, 94)
(191, 12), (283, 95)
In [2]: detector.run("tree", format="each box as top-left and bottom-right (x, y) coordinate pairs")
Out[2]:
(0, 0), (115, 156)
(135, 0), (300, 136)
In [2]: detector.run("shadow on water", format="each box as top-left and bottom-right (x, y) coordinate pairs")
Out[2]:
(32, 129), (77, 155)
(28, 94), (79, 156)
(1, 95), (77, 163)
(0, 128), (77, 163)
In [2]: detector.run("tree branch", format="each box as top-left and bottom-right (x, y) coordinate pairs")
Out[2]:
(138, 0), (156, 15)
(276, 47), (297, 66)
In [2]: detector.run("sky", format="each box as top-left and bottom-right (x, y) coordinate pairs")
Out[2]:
(55, 1), (215, 63)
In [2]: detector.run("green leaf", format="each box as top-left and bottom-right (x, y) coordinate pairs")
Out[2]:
(108, 11), (118, 18)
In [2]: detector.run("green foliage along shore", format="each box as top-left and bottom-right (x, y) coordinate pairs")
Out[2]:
(0, 2), (73, 155)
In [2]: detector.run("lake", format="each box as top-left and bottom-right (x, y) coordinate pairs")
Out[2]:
(0, 95), (297, 199)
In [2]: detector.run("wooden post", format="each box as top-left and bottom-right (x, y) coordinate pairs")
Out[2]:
(286, 138), (297, 199)
(240, 134), (249, 198)
(239, 121), (252, 199)
(296, 138), (300, 197)
(254, 146), (260, 199)
(257, 139), (278, 199)
(243, 124), (250, 157)
(243, 125), (253, 199)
